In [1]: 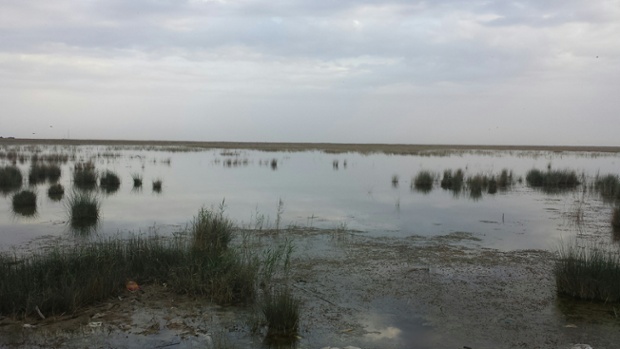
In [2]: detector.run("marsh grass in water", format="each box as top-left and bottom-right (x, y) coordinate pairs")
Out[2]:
(0, 166), (22, 194)
(152, 179), (162, 193)
(28, 163), (61, 185)
(47, 183), (64, 201)
(526, 169), (580, 191)
(73, 162), (97, 190)
(413, 170), (434, 193)
(555, 241), (620, 302)
(0, 208), (271, 318)
(67, 191), (100, 231)
(612, 207), (620, 234)
(440, 169), (464, 192)
(12, 190), (37, 216)
(595, 174), (620, 203)
(99, 170), (121, 194)
(131, 173), (143, 188)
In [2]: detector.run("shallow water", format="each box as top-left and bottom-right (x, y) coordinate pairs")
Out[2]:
(0, 145), (619, 251)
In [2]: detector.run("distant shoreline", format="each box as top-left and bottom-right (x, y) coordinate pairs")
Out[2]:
(1, 138), (619, 155)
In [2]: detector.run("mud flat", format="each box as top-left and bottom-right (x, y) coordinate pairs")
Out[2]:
(1, 228), (618, 349)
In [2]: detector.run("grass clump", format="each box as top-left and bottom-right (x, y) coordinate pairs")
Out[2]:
(28, 163), (61, 185)
(0, 166), (22, 193)
(47, 183), (64, 201)
(132, 173), (143, 188)
(261, 287), (300, 339)
(99, 170), (121, 194)
(67, 191), (100, 231)
(0, 207), (265, 318)
(612, 207), (620, 234)
(391, 174), (399, 188)
(73, 162), (97, 190)
(595, 174), (620, 202)
(526, 168), (580, 190)
(440, 169), (464, 192)
(413, 171), (434, 193)
(152, 179), (162, 192)
(467, 174), (488, 199)
(12, 190), (37, 216)
(555, 241), (620, 302)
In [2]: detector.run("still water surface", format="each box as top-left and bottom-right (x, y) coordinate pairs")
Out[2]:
(1, 146), (619, 251)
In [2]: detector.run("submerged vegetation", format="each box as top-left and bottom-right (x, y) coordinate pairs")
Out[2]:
(555, 241), (620, 302)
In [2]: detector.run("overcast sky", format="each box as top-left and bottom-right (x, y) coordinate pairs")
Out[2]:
(1, 0), (619, 145)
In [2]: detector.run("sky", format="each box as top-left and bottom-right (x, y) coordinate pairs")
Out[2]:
(1, 0), (619, 146)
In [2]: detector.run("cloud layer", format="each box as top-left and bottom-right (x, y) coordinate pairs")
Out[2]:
(1, 0), (619, 145)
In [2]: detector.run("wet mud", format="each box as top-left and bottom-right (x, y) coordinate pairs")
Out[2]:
(2, 230), (620, 349)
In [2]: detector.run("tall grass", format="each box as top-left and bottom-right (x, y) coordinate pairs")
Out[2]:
(28, 163), (61, 185)
(413, 171), (434, 192)
(152, 179), (162, 192)
(131, 173), (143, 188)
(67, 191), (100, 231)
(73, 162), (97, 190)
(595, 174), (620, 202)
(0, 166), (22, 193)
(47, 183), (64, 201)
(526, 169), (580, 190)
(0, 208), (265, 318)
(261, 287), (300, 339)
(612, 207), (620, 234)
(555, 241), (620, 302)
(99, 170), (121, 194)
(12, 190), (37, 216)
(440, 169), (464, 192)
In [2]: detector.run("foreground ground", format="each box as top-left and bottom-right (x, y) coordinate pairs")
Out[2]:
(1, 228), (618, 349)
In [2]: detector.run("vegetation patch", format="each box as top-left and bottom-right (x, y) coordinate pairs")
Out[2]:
(612, 207), (620, 234)
(0, 166), (22, 193)
(12, 190), (37, 216)
(440, 169), (464, 192)
(132, 173), (143, 188)
(261, 287), (300, 340)
(152, 179), (162, 193)
(73, 162), (97, 190)
(99, 170), (121, 194)
(555, 241), (620, 302)
(47, 183), (65, 201)
(595, 174), (620, 202)
(526, 169), (580, 190)
(67, 191), (100, 231)
(413, 171), (434, 193)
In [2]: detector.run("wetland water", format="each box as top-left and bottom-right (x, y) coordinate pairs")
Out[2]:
(1, 143), (620, 349)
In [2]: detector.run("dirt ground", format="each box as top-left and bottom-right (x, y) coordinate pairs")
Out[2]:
(1, 229), (618, 349)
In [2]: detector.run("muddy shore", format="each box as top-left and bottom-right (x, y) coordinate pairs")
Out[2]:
(2, 229), (618, 349)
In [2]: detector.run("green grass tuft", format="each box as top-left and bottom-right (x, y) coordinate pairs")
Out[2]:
(131, 173), (143, 188)
(152, 179), (162, 192)
(555, 241), (620, 302)
(12, 190), (37, 216)
(526, 168), (580, 191)
(261, 287), (300, 339)
(73, 162), (97, 190)
(99, 170), (121, 194)
(413, 171), (434, 192)
(47, 183), (64, 201)
(0, 166), (22, 193)
(67, 191), (100, 231)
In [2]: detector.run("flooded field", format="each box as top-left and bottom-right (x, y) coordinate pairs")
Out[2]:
(1, 140), (620, 348)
